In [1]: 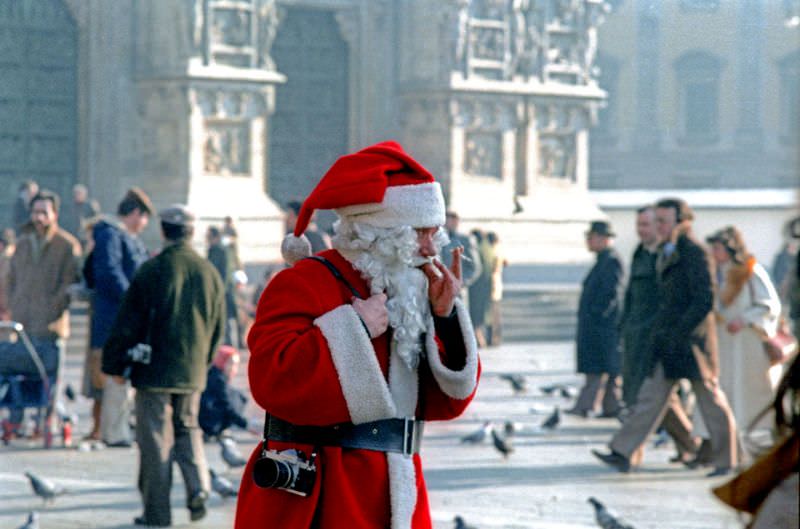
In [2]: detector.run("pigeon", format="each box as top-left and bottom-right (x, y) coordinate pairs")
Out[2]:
(64, 383), (76, 402)
(460, 421), (493, 444)
(499, 373), (526, 394)
(210, 469), (238, 498)
(559, 386), (577, 399)
(24, 472), (66, 504)
(503, 420), (522, 437)
(539, 384), (560, 396)
(588, 497), (635, 529)
(541, 406), (561, 430)
(490, 428), (514, 458)
(17, 512), (38, 529)
(652, 428), (670, 448)
(454, 515), (478, 529)
(220, 437), (247, 468)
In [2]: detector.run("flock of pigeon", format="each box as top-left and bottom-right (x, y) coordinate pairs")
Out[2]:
(16, 435), (249, 528)
(450, 373), (637, 529)
(15, 378), (636, 529)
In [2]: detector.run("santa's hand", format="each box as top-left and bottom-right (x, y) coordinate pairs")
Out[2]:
(421, 247), (463, 317)
(351, 293), (389, 338)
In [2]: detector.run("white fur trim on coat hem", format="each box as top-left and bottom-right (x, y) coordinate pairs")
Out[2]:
(425, 298), (479, 400)
(388, 453), (417, 529)
(314, 305), (397, 424)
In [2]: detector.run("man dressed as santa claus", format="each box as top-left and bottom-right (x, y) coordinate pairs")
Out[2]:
(234, 141), (481, 529)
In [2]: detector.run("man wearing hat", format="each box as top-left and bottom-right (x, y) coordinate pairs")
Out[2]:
(568, 220), (624, 418)
(235, 141), (480, 529)
(87, 187), (153, 446)
(103, 204), (225, 526)
(593, 198), (738, 477)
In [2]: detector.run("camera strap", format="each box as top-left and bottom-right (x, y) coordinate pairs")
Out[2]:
(305, 255), (364, 299)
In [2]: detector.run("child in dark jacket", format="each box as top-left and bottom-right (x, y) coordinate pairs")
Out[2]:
(199, 346), (248, 439)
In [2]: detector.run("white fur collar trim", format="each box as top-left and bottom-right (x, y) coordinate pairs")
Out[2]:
(314, 305), (397, 424)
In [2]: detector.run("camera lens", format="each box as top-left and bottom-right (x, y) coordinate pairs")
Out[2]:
(253, 457), (294, 489)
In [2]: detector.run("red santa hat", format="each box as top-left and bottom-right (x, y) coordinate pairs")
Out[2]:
(282, 141), (446, 264)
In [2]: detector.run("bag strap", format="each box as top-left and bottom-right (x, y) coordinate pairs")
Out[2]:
(306, 256), (364, 300)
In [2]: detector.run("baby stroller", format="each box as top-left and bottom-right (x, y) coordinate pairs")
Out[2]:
(0, 321), (67, 448)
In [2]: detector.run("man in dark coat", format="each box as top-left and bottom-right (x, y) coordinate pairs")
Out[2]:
(206, 225), (238, 347)
(87, 188), (153, 445)
(593, 198), (738, 477)
(620, 206), (660, 407)
(568, 220), (624, 418)
(103, 205), (225, 526)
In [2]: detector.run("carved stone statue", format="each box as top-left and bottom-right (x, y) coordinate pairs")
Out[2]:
(257, 0), (280, 70)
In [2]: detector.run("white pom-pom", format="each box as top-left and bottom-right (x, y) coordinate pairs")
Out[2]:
(281, 233), (312, 265)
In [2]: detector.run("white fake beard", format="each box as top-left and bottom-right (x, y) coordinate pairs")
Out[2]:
(332, 219), (449, 369)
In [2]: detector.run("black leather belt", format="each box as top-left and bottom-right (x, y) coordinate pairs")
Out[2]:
(264, 414), (424, 457)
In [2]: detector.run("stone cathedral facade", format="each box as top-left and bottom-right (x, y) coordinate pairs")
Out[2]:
(1, 0), (610, 264)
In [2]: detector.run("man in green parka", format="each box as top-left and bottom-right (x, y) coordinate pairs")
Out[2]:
(103, 204), (225, 527)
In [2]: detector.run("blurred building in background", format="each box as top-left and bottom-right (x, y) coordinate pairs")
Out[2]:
(591, 0), (799, 263)
(0, 0), (611, 264)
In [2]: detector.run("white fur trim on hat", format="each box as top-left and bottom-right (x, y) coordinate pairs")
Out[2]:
(336, 182), (446, 229)
(281, 233), (312, 265)
(424, 298), (479, 400)
(314, 305), (397, 424)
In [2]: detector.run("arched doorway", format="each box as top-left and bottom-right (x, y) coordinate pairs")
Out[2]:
(0, 0), (78, 225)
(268, 7), (349, 230)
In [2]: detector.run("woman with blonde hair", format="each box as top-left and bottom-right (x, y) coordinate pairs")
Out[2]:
(707, 226), (783, 432)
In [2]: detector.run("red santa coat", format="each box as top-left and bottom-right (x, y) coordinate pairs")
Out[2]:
(235, 250), (480, 529)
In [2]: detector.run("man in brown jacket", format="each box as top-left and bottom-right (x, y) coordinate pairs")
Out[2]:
(5, 190), (81, 428)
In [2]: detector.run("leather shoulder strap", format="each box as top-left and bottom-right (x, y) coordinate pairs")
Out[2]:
(306, 256), (364, 300)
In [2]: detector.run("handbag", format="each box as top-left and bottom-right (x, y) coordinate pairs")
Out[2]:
(746, 279), (798, 366)
(761, 321), (798, 366)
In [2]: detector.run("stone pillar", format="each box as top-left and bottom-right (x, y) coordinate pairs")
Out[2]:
(735, 0), (764, 149)
(132, 0), (286, 262)
(633, 0), (661, 151)
(396, 0), (608, 264)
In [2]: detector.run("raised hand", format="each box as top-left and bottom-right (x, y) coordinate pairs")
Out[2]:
(352, 293), (389, 338)
(421, 246), (463, 317)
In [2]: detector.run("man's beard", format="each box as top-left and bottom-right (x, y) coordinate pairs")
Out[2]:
(332, 219), (449, 369)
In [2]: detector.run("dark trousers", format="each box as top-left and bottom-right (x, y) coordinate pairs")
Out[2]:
(573, 373), (623, 415)
(135, 390), (209, 525)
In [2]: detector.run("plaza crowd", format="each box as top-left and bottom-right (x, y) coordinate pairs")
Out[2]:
(0, 169), (796, 529)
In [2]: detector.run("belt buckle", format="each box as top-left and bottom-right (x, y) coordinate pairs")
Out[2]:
(402, 417), (420, 458)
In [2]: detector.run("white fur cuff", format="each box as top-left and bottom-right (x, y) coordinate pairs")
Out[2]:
(425, 298), (479, 400)
(314, 305), (397, 424)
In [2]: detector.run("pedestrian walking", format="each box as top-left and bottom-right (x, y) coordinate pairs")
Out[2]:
(593, 198), (739, 477)
(102, 205), (225, 526)
(4, 190), (81, 434)
(707, 226), (783, 431)
(568, 220), (624, 418)
(87, 188), (153, 446)
(620, 206), (660, 408)
(235, 141), (480, 529)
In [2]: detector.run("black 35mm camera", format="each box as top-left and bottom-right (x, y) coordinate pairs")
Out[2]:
(253, 448), (316, 496)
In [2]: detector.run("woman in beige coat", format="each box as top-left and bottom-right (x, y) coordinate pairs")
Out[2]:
(707, 227), (783, 432)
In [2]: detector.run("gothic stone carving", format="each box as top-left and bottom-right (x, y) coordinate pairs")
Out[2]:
(194, 88), (267, 176)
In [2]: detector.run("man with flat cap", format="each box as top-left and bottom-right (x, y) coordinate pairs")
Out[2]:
(103, 204), (225, 526)
(568, 220), (624, 418)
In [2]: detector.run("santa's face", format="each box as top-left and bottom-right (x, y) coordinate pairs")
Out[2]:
(415, 227), (439, 261)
